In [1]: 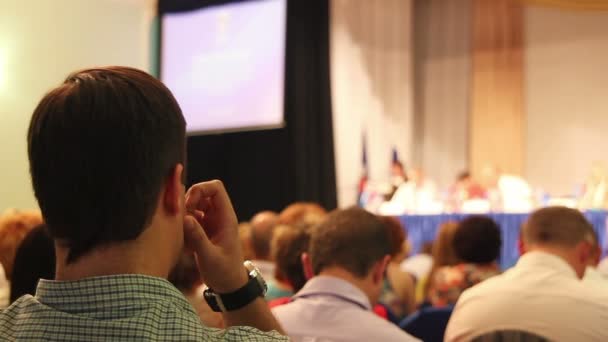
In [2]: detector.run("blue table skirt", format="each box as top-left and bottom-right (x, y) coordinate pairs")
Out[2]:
(398, 211), (607, 270)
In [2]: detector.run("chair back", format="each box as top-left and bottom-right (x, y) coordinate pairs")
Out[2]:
(471, 330), (549, 342)
(399, 306), (453, 342)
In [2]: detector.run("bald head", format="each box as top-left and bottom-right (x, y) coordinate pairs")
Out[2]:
(523, 207), (594, 248)
(250, 211), (279, 260)
(522, 206), (596, 278)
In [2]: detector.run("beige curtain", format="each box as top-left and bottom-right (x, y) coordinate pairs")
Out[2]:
(470, 0), (525, 176)
(331, 0), (413, 206)
(412, 0), (472, 189)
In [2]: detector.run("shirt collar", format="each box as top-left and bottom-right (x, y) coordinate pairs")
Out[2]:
(516, 251), (578, 279)
(35, 274), (193, 314)
(291, 275), (372, 311)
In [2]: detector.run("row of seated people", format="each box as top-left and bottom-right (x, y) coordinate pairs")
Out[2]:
(177, 202), (608, 340)
(2, 202), (608, 341)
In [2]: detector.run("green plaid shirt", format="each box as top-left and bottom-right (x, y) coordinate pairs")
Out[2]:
(0, 274), (287, 341)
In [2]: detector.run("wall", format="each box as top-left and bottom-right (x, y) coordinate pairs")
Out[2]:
(331, 0), (413, 207)
(412, 0), (471, 190)
(0, 0), (156, 211)
(525, 6), (608, 195)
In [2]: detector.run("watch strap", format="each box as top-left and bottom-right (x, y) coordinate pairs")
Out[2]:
(204, 276), (265, 312)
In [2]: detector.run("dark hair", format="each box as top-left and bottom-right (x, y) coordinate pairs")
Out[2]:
(310, 207), (391, 277)
(271, 225), (311, 292)
(27, 67), (186, 263)
(378, 216), (406, 258)
(453, 216), (501, 264)
(10, 224), (55, 302)
(524, 206), (595, 247)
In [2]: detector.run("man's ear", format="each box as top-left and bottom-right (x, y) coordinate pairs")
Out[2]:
(301, 252), (314, 280)
(163, 164), (184, 215)
(518, 237), (526, 256)
(372, 255), (391, 285)
(577, 241), (593, 266)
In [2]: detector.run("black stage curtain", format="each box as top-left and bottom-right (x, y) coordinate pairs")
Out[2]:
(160, 0), (337, 221)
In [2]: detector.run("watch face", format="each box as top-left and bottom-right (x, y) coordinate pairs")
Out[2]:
(244, 260), (268, 294)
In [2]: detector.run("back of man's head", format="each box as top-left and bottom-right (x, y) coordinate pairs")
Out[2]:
(28, 67), (186, 263)
(250, 211), (279, 260)
(522, 206), (596, 277)
(279, 202), (326, 227)
(310, 207), (391, 278)
(271, 224), (311, 292)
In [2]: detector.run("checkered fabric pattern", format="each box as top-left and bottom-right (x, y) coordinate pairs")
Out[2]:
(0, 274), (286, 341)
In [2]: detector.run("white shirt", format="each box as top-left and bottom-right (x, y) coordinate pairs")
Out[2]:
(583, 266), (608, 289)
(272, 275), (420, 342)
(597, 257), (608, 277)
(445, 251), (608, 342)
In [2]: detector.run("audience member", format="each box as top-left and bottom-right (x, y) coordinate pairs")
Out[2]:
(238, 222), (255, 261)
(429, 216), (501, 307)
(420, 222), (460, 304)
(377, 216), (415, 321)
(445, 206), (608, 341)
(0, 67), (285, 340)
(400, 241), (433, 283)
(272, 207), (420, 341)
(0, 209), (43, 308)
(169, 252), (224, 329)
(250, 210), (279, 281)
(10, 224), (55, 303)
(0, 209), (43, 282)
(266, 224), (311, 303)
(278, 202), (327, 227)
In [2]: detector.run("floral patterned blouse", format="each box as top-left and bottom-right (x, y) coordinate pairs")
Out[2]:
(429, 263), (500, 307)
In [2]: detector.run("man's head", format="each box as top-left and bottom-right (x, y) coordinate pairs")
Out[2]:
(309, 207), (391, 303)
(453, 216), (501, 264)
(250, 211), (279, 260)
(271, 224), (311, 292)
(521, 206), (596, 278)
(0, 209), (43, 279)
(378, 215), (407, 262)
(28, 67), (186, 269)
(279, 202), (327, 227)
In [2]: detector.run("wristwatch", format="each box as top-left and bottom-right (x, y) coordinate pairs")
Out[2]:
(203, 260), (268, 312)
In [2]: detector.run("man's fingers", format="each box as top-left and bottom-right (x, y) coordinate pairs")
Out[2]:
(183, 215), (212, 258)
(185, 180), (232, 214)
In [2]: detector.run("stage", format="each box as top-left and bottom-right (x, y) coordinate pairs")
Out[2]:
(398, 210), (608, 270)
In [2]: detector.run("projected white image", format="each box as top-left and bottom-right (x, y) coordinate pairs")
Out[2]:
(161, 0), (286, 134)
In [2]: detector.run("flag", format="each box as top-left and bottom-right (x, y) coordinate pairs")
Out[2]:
(357, 132), (369, 205)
